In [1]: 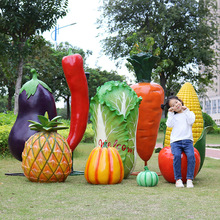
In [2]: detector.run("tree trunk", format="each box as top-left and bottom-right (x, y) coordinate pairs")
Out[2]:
(14, 58), (24, 114)
(7, 85), (14, 111)
(160, 72), (167, 118)
(160, 71), (166, 97)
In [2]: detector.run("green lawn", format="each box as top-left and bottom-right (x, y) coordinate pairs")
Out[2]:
(206, 133), (220, 145)
(0, 143), (220, 219)
(157, 131), (220, 146)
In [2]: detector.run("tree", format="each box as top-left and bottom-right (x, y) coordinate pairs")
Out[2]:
(0, 34), (17, 111)
(23, 40), (92, 119)
(0, 0), (68, 114)
(23, 39), (125, 118)
(98, 0), (219, 96)
(87, 67), (125, 100)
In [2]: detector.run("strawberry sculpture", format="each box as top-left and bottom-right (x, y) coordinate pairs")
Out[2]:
(22, 113), (72, 183)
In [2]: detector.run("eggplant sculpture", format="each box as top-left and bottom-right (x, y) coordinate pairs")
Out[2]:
(8, 69), (57, 161)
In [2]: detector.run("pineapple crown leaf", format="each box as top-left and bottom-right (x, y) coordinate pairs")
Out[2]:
(28, 112), (69, 132)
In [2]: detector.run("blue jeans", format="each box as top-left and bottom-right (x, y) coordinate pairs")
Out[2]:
(171, 140), (195, 180)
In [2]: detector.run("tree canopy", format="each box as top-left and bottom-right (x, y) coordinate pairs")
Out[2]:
(0, 36), (125, 117)
(87, 67), (125, 101)
(98, 0), (219, 96)
(23, 40), (91, 119)
(0, 0), (68, 113)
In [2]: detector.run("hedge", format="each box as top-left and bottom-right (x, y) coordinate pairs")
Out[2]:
(1, 112), (219, 157)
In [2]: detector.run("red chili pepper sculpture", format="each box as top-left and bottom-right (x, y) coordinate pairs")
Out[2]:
(62, 52), (89, 151)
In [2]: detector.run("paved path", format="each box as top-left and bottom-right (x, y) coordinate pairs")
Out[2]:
(205, 147), (220, 160)
(155, 143), (220, 160)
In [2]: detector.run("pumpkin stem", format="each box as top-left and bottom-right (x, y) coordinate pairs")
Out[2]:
(102, 141), (108, 148)
(144, 166), (149, 171)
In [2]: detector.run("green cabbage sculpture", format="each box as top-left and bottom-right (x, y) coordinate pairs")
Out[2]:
(90, 81), (142, 178)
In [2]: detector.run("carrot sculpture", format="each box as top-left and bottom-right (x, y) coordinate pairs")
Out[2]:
(128, 52), (164, 165)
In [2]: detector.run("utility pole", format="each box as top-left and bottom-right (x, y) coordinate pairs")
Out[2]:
(51, 22), (77, 49)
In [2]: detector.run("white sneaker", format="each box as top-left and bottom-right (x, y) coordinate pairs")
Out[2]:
(175, 179), (184, 188)
(187, 179), (194, 188)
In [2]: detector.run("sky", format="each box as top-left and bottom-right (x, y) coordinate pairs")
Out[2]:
(43, 0), (135, 84)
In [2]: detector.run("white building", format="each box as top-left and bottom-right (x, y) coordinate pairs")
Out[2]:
(201, 75), (220, 125)
(200, 0), (220, 126)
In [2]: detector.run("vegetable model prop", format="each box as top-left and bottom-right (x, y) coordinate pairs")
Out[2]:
(8, 69), (57, 161)
(127, 53), (164, 165)
(136, 166), (159, 187)
(62, 52), (89, 152)
(22, 113), (72, 182)
(163, 82), (207, 171)
(84, 142), (124, 184)
(90, 81), (142, 178)
(158, 146), (201, 183)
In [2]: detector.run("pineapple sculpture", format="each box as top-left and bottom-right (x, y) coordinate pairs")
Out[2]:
(22, 113), (72, 182)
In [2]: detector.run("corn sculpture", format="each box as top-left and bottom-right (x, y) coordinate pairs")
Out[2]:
(164, 82), (203, 147)
(164, 82), (208, 171)
(22, 113), (72, 182)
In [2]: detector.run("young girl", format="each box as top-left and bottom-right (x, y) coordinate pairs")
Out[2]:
(165, 96), (196, 188)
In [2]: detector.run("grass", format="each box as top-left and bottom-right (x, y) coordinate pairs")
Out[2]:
(0, 143), (220, 220)
(157, 131), (220, 146)
(206, 133), (220, 145)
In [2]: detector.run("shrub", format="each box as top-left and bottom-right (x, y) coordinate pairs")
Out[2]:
(81, 124), (94, 143)
(210, 125), (220, 134)
(58, 121), (94, 143)
(0, 111), (16, 126)
(202, 112), (216, 127)
(0, 112), (16, 157)
(57, 108), (68, 119)
(0, 115), (94, 157)
(57, 119), (70, 139)
(159, 118), (167, 131)
(0, 124), (13, 157)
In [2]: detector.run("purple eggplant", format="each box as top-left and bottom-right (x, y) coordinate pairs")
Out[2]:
(8, 69), (57, 161)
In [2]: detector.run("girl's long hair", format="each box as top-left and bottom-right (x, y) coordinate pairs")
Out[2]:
(161, 96), (184, 113)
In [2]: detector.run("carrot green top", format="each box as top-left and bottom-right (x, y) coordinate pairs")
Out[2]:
(127, 52), (159, 82)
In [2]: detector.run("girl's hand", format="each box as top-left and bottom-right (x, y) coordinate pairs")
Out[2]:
(168, 107), (174, 112)
(182, 106), (187, 111)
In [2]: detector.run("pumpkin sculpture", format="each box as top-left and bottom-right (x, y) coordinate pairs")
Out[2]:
(84, 142), (124, 184)
(22, 113), (72, 182)
(137, 166), (159, 187)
